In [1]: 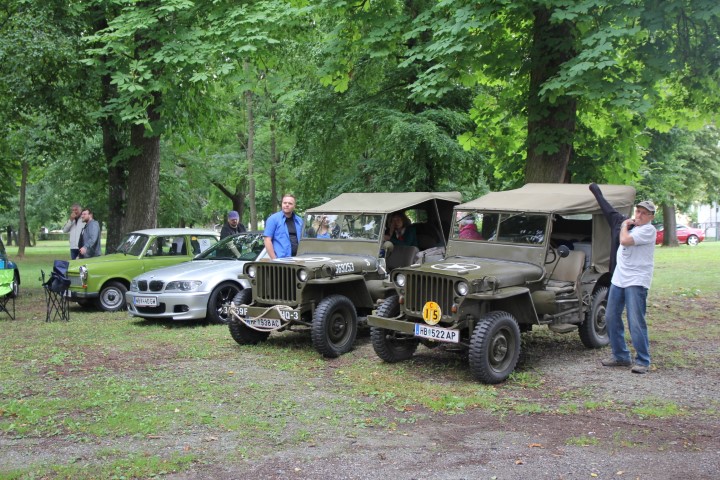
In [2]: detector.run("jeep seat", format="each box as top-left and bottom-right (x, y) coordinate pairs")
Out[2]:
(546, 250), (585, 294)
(386, 245), (420, 271)
(413, 223), (441, 250)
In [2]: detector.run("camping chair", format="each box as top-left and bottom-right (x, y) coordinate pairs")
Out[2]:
(0, 269), (16, 320)
(41, 260), (71, 322)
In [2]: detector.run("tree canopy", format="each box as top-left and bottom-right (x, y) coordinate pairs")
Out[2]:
(1, 0), (718, 251)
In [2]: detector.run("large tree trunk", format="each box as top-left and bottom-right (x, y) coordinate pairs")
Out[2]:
(662, 204), (679, 247)
(124, 96), (161, 232)
(101, 70), (126, 253)
(212, 181), (246, 222)
(269, 121), (278, 217)
(245, 61), (258, 230)
(16, 161), (29, 258)
(524, 7), (577, 184)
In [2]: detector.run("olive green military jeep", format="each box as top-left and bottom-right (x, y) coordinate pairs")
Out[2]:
(227, 192), (461, 357)
(366, 183), (636, 384)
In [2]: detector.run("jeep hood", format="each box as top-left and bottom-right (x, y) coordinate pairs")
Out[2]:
(413, 256), (545, 288)
(267, 253), (379, 273)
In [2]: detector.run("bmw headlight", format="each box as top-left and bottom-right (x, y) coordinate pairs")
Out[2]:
(395, 273), (406, 287)
(246, 265), (256, 278)
(298, 269), (309, 282)
(130, 280), (139, 292)
(164, 280), (202, 292)
(455, 281), (469, 296)
(79, 265), (88, 284)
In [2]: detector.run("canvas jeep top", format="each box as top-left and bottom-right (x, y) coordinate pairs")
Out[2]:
(228, 191), (462, 358)
(366, 183), (636, 384)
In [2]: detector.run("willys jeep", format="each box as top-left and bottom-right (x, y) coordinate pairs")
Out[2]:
(366, 183), (636, 384)
(228, 192), (462, 357)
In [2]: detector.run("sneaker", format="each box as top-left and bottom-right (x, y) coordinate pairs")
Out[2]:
(631, 364), (649, 374)
(601, 357), (632, 367)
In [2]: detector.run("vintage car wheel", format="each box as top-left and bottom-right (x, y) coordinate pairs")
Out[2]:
(469, 311), (521, 384)
(686, 234), (700, 246)
(207, 281), (242, 324)
(370, 296), (419, 363)
(95, 281), (127, 312)
(311, 294), (358, 358)
(579, 286), (609, 348)
(228, 290), (269, 345)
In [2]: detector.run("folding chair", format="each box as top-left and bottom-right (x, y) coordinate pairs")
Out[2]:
(0, 269), (16, 320)
(42, 260), (71, 322)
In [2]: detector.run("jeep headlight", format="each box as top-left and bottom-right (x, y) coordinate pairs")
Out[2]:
(395, 273), (406, 287)
(164, 280), (202, 292)
(298, 269), (309, 282)
(455, 281), (469, 296)
(246, 265), (256, 278)
(79, 265), (88, 285)
(130, 280), (139, 292)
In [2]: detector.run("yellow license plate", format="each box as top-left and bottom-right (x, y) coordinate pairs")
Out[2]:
(422, 301), (442, 325)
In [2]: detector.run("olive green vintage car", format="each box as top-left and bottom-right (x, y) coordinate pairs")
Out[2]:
(228, 192), (462, 357)
(66, 228), (218, 312)
(366, 183), (636, 384)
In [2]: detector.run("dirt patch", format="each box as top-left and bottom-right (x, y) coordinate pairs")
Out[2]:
(3, 294), (720, 479)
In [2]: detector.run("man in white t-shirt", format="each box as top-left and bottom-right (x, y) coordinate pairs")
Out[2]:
(601, 199), (657, 374)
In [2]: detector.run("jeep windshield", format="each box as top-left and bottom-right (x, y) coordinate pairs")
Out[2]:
(305, 213), (383, 241)
(115, 233), (150, 255)
(453, 210), (548, 246)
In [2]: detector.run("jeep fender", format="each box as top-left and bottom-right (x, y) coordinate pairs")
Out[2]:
(466, 286), (539, 326)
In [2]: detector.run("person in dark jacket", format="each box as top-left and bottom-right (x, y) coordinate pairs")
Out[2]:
(220, 210), (246, 239)
(78, 208), (102, 258)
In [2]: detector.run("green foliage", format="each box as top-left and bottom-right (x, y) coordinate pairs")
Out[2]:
(640, 126), (720, 209)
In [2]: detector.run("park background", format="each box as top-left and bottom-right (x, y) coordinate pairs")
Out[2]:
(1, 1), (719, 254)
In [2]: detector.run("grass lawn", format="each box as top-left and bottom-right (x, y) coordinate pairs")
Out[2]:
(1, 240), (718, 478)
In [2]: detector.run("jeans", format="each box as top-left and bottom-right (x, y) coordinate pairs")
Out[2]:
(606, 284), (650, 366)
(70, 248), (79, 260)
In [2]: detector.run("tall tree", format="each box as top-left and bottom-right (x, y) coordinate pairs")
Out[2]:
(642, 126), (720, 246)
(319, 0), (720, 185)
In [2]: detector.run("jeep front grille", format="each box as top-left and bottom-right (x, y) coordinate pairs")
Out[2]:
(254, 264), (299, 304)
(404, 272), (456, 318)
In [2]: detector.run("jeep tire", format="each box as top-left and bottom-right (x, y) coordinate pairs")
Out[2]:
(370, 296), (419, 363)
(469, 311), (521, 384)
(579, 286), (609, 348)
(311, 294), (358, 358)
(228, 289), (270, 345)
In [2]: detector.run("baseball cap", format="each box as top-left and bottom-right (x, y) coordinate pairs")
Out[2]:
(636, 201), (656, 214)
(228, 210), (240, 220)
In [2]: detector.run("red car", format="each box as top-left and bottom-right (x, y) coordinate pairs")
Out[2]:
(655, 224), (705, 246)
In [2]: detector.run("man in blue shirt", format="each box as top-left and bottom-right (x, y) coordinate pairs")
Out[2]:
(263, 194), (304, 259)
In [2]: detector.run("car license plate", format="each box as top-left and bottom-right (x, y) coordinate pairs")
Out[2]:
(134, 296), (158, 307)
(414, 323), (459, 343)
(244, 318), (282, 329)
